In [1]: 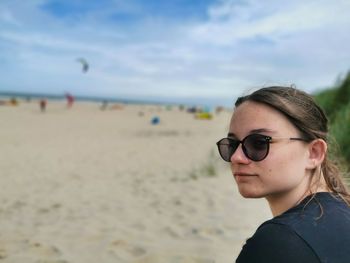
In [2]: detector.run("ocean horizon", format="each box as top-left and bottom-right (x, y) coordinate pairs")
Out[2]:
(0, 90), (233, 108)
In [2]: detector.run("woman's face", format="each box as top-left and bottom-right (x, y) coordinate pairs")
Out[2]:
(229, 101), (311, 199)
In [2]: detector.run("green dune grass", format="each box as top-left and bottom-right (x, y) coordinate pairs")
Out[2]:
(314, 71), (350, 172)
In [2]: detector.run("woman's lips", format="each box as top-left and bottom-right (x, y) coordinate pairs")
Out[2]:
(234, 172), (257, 177)
(234, 172), (258, 182)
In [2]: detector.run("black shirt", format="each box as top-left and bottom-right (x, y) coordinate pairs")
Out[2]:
(236, 192), (350, 263)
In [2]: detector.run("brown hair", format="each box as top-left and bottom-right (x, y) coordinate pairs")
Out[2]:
(235, 86), (350, 204)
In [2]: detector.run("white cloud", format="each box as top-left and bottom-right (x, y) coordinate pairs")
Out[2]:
(191, 0), (350, 46)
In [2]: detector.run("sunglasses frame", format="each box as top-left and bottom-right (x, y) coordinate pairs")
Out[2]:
(216, 133), (306, 162)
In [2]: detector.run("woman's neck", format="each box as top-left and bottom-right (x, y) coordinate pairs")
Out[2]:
(266, 171), (329, 217)
(266, 188), (311, 217)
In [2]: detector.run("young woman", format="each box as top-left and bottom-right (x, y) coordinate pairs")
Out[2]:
(216, 86), (350, 263)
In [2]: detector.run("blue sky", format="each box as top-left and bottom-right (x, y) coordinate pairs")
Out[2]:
(1, 0), (350, 106)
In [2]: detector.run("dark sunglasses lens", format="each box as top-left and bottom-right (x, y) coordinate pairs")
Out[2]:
(243, 134), (269, 161)
(217, 138), (239, 162)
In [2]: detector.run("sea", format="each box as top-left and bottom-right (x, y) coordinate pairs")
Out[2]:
(0, 90), (232, 109)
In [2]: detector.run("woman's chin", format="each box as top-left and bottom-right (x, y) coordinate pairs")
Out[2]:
(237, 186), (264, 198)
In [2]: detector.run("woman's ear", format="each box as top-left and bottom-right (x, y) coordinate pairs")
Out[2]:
(306, 139), (327, 169)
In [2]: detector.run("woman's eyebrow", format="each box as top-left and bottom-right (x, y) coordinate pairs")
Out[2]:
(249, 128), (276, 134)
(227, 128), (276, 138)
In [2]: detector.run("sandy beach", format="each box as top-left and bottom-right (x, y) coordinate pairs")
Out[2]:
(0, 100), (270, 263)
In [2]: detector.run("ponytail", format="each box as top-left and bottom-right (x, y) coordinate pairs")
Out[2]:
(322, 156), (350, 205)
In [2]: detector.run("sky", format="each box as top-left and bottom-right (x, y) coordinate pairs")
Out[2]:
(0, 0), (350, 106)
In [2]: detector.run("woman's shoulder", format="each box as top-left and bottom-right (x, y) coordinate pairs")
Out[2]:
(236, 222), (320, 263)
(237, 192), (350, 263)
(271, 192), (350, 228)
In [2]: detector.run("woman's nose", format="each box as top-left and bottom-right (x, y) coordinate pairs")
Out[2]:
(230, 144), (250, 164)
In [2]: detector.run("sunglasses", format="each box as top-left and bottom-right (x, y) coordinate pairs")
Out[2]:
(216, 133), (306, 162)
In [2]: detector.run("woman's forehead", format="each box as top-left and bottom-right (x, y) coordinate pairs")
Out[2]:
(232, 101), (284, 120)
(229, 101), (296, 135)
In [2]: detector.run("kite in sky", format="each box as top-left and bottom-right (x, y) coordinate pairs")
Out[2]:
(76, 58), (89, 73)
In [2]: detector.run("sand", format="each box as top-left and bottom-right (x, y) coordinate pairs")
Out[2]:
(0, 100), (270, 263)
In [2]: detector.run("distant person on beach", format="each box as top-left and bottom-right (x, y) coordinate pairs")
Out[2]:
(65, 93), (74, 108)
(39, 99), (47, 112)
(10, 97), (18, 106)
(100, 100), (108, 111)
(216, 86), (350, 263)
